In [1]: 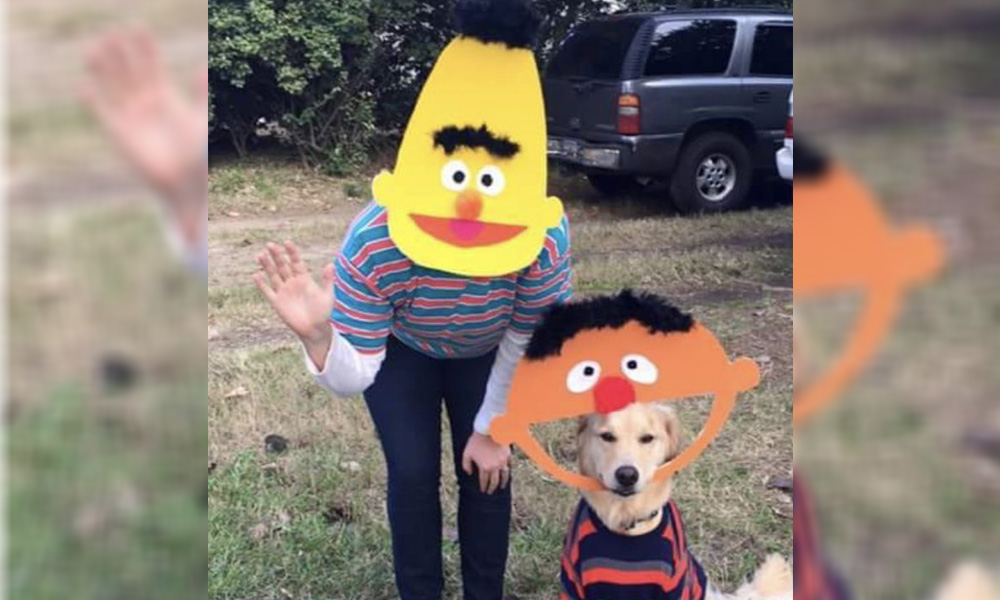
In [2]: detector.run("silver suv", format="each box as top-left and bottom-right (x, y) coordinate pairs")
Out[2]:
(544, 9), (792, 212)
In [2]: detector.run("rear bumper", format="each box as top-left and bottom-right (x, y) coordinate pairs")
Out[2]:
(776, 141), (793, 181)
(547, 134), (683, 176)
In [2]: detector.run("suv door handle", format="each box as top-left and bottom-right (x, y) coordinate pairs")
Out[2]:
(753, 91), (772, 104)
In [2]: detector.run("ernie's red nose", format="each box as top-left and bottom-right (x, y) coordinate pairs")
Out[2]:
(593, 376), (636, 414)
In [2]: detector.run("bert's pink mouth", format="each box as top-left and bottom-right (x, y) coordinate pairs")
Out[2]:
(449, 219), (485, 241)
(410, 214), (526, 248)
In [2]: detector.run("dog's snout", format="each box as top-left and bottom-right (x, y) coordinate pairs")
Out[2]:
(614, 466), (639, 488)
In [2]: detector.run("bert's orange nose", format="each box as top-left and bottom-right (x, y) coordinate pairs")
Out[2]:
(593, 376), (635, 414)
(455, 190), (483, 221)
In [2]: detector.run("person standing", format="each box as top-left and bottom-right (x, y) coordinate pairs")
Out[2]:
(254, 1), (571, 598)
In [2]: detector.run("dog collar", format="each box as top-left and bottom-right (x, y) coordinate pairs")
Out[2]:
(621, 508), (662, 533)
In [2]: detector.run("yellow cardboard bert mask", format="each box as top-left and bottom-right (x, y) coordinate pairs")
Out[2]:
(372, 0), (563, 277)
(489, 291), (760, 491)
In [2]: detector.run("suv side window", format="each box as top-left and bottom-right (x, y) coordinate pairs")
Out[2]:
(643, 19), (737, 77)
(750, 23), (792, 77)
(547, 19), (643, 80)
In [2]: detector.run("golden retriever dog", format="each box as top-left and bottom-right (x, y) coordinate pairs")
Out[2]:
(558, 402), (792, 600)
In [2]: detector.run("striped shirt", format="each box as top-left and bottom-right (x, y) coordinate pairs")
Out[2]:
(332, 202), (572, 358)
(560, 499), (707, 600)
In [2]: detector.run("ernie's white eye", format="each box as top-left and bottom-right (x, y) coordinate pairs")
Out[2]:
(567, 360), (601, 394)
(621, 354), (657, 385)
(476, 166), (506, 196)
(441, 160), (470, 192)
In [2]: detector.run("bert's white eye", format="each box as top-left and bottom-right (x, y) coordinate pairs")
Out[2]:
(476, 166), (506, 196)
(567, 360), (601, 394)
(621, 354), (657, 385)
(441, 160), (470, 192)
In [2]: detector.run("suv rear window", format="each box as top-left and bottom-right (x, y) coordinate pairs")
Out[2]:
(750, 23), (792, 77)
(644, 19), (736, 77)
(547, 19), (642, 80)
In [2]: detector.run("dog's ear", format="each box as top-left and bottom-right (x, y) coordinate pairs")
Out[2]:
(577, 415), (590, 435)
(657, 405), (683, 459)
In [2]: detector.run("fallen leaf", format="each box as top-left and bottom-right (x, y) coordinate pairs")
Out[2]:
(225, 386), (249, 399)
(766, 476), (793, 492)
(249, 522), (270, 540)
(226, 211), (241, 218)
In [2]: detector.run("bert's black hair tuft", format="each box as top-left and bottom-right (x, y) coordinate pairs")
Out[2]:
(433, 124), (520, 158)
(452, 0), (542, 49)
(793, 136), (830, 180)
(524, 290), (694, 360)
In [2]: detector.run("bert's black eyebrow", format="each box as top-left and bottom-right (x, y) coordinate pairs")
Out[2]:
(432, 125), (520, 158)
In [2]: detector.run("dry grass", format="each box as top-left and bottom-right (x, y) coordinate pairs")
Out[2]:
(208, 160), (792, 598)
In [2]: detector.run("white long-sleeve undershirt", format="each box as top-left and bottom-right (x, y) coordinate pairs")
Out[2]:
(302, 324), (529, 436)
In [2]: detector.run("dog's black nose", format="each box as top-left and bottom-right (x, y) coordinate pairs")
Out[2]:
(615, 466), (639, 487)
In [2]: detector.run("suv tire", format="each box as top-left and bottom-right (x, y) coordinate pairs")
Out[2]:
(586, 174), (640, 197)
(671, 132), (752, 213)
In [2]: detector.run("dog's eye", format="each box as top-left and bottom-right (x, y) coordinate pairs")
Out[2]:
(621, 353), (658, 384)
(599, 432), (617, 443)
(566, 360), (601, 393)
(639, 434), (655, 444)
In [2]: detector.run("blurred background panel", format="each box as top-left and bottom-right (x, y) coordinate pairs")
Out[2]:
(796, 0), (1000, 598)
(6, 0), (207, 598)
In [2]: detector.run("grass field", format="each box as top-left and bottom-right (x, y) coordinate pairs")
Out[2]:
(796, 0), (1000, 597)
(206, 158), (793, 599)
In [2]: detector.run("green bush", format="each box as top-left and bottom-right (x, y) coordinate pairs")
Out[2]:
(209, 0), (452, 172)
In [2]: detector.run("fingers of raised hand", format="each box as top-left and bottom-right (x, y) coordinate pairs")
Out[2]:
(283, 240), (308, 276)
(257, 251), (283, 289)
(252, 272), (276, 303)
(266, 243), (293, 281)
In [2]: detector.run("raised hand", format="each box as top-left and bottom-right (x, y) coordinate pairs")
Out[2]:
(80, 28), (207, 243)
(253, 242), (336, 359)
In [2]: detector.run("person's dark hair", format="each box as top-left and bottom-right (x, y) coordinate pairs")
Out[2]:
(433, 124), (520, 158)
(525, 290), (694, 360)
(452, 0), (542, 49)
(793, 136), (830, 179)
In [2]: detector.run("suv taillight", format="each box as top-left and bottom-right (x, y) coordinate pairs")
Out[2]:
(785, 115), (793, 139)
(618, 94), (640, 135)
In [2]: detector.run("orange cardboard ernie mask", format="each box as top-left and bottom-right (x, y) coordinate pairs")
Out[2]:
(489, 291), (760, 491)
(371, 0), (563, 277)
(793, 141), (944, 428)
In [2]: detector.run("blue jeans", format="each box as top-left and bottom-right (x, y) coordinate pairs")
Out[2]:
(364, 336), (511, 600)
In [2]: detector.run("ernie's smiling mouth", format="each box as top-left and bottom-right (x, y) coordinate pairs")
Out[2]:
(410, 214), (526, 248)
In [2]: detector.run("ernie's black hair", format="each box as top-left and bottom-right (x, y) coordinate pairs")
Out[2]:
(453, 0), (542, 49)
(793, 136), (830, 180)
(433, 124), (520, 158)
(525, 290), (694, 360)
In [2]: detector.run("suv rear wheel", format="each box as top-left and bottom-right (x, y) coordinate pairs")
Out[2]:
(586, 174), (641, 197)
(671, 132), (752, 213)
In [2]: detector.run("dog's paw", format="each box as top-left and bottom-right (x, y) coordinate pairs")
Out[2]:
(934, 562), (1000, 600)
